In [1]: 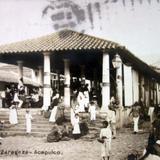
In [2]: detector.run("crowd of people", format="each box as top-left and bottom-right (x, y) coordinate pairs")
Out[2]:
(0, 78), (42, 134)
(1, 78), (160, 160)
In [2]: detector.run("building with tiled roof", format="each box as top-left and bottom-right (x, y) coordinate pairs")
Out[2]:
(0, 29), (159, 127)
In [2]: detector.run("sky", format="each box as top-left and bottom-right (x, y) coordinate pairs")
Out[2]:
(0, 0), (160, 67)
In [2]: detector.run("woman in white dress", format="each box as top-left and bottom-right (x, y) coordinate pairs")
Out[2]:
(72, 113), (81, 139)
(77, 89), (85, 112)
(9, 102), (18, 125)
(83, 84), (90, 112)
(25, 109), (33, 134)
(70, 92), (79, 126)
(49, 92), (60, 123)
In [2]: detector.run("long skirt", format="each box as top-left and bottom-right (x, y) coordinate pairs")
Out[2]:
(9, 109), (18, 124)
(133, 116), (139, 132)
(49, 106), (58, 122)
(73, 123), (80, 134)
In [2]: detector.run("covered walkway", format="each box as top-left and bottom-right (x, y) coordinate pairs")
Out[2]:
(0, 29), (159, 111)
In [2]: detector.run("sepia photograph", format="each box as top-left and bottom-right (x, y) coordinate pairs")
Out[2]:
(0, 0), (160, 159)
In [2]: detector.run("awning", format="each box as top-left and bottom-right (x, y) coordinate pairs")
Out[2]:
(0, 70), (40, 87)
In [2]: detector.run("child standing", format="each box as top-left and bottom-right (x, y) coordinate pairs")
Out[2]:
(72, 113), (81, 140)
(88, 101), (96, 122)
(25, 109), (33, 134)
(70, 91), (79, 126)
(99, 121), (112, 160)
(9, 101), (18, 125)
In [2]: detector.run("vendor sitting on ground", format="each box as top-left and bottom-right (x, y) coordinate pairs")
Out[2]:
(55, 97), (66, 125)
(80, 116), (89, 136)
(47, 124), (61, 142)
(47, 124), (71, 142)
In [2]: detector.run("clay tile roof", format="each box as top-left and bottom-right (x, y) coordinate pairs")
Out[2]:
(0, 29), (121, 54)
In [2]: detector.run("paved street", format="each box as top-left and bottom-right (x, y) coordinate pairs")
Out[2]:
(0, 128), (149, 160)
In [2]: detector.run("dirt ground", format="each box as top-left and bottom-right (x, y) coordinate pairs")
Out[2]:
(0, 128), (149, 160)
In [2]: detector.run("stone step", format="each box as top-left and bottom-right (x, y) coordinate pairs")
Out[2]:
(0, 115), (49, 119)
(1, 125), (100, 136)
(1, 121), (102, 130)
(0, 113), (46, 117)
(1, 118), (103, 126)
(0, 119), (51, 125)
(4, 124), (100, 130)
(0, 130), (48, 137)
(0, 108), (104, 137)
(10, 123), (53, 127)
(3, 124), (54, 129)
(0, 114), (42, 117)
(3, 127), (51, 132)
(0, 113), (105, 119)
(0, 109), (41, 113)
(0, 129), (99, 138)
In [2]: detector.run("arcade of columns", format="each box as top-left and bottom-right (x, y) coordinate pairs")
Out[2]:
(16, 51), (123, 112)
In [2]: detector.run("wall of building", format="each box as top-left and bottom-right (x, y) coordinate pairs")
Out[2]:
(123, 64), (133, 106)
(123, 65), (160, 107)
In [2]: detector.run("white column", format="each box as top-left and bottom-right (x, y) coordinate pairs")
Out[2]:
(42, 52), (51, 111)
(38, 66), (43, 86)
(101, 52), (110, 112)
(116, 55), (123, 128)
(17, 60), (23, 79)
(132, 70), (139, 103)
(117, 61), (123, 106)
(64, 59), (70, 107)
(123, 65), (133, 106)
